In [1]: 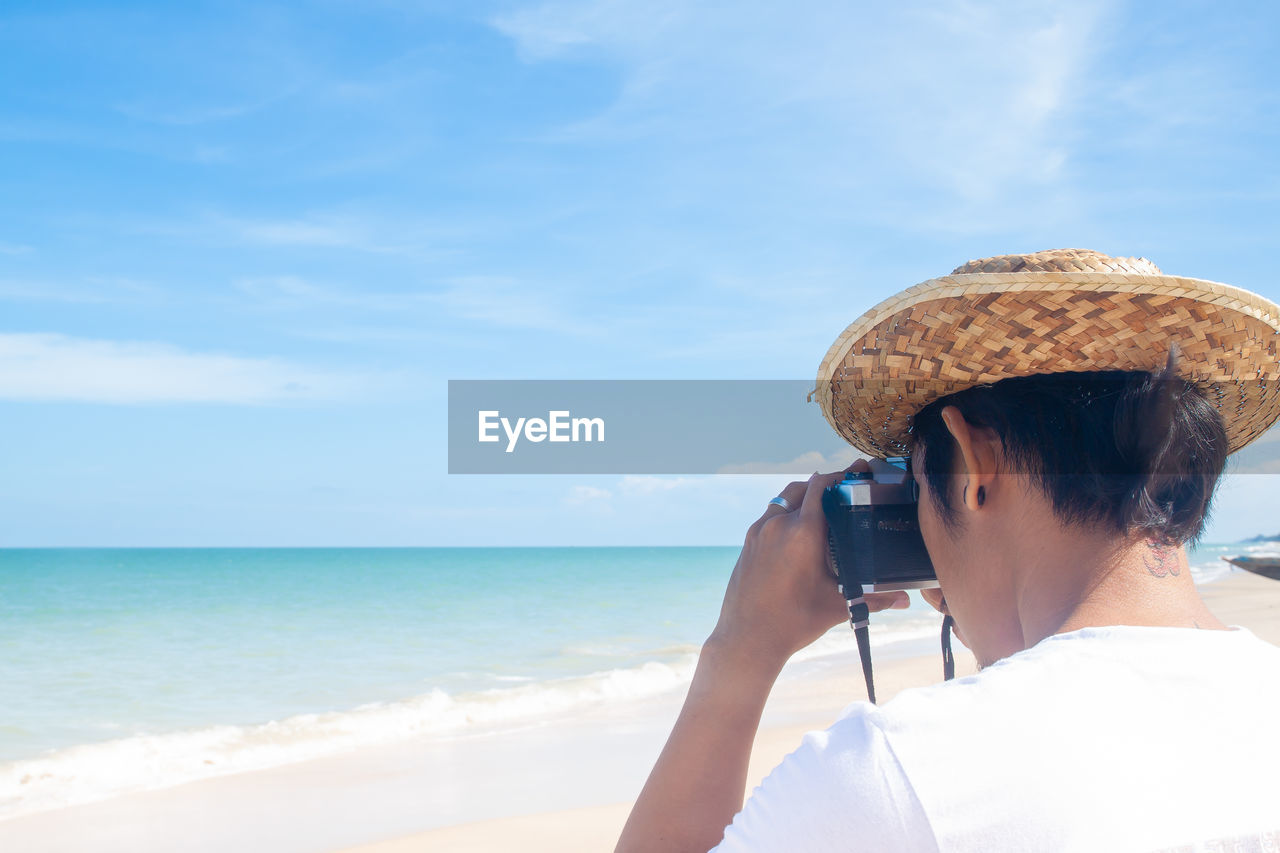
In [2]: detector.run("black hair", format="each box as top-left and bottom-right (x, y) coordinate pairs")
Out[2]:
(909, 352), (1229, 545)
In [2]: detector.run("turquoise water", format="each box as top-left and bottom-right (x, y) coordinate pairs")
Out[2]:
(0, 544), (1242, 818)
(0, 547), (737, 759)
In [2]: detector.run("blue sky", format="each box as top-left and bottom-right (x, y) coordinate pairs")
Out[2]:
(2, 0), (1279, 545)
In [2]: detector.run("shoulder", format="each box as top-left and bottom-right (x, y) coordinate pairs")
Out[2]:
(875, 625), (1280, 749)
(712, 638), (1107, 853)
(863, 626), (1280, 850)
(716, 628), (1280, 852)
(713, 708), (939, 853)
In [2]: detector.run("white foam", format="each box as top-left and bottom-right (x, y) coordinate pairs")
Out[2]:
(0, 654), (698, 822)
(0, 619), (962, 823)
(1191, 560), (1237, 586)
(1241, 542), (1280, 556)
(793, 617), (942, 665)
(1187, 544), (1247, 586)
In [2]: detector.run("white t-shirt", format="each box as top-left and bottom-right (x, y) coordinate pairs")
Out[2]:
(713, 626), (1280, 853)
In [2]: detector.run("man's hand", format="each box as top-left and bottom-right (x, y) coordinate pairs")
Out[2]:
(708, 465), (910, 669)
(616, 463), (909, 853)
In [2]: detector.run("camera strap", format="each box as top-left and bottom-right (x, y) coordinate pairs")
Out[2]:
(846, 599), (957, 705)
(844, 595), (876, 704)
(942, 613), (955, 681)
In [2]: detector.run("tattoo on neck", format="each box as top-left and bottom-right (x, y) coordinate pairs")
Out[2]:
(1142, 542), (1180, 578)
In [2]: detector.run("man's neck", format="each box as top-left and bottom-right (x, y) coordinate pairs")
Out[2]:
(1011, 529), (1227, 652)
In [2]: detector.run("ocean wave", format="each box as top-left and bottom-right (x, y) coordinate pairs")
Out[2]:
(0, 615), (945, 823)
(0, 595), (1179, 823)
(0, 654), (699, 823)
(1187, 545), (1245, 586)
(1191, 561), (1237, 585)
(559, 641), (702, 660)
(794, 616), (944, 664)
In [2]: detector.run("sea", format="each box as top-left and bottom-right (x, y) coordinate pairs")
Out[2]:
(0, 543), (1249, 822)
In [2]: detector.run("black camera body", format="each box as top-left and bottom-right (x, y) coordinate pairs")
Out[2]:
(821, 461), (938, 593)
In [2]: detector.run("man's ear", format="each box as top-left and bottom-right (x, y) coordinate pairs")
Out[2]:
(939, 406), (1000, 512)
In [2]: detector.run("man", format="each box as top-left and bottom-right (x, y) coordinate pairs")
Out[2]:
(616, 249), (1280, 852)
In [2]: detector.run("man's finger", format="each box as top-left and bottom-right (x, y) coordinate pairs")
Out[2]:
(757, 479), (809, 523)
(865, 591), (911, 612)
(921, 588), (949, 615)
(798, 470), (841, 523)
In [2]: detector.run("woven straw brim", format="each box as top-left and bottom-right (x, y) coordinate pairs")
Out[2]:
(815, 272), (1280, 457)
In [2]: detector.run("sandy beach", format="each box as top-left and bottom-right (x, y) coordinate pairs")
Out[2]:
(337, 653), (980, 853)
(342, 571), (1280, 853)
(1, 571), (1275, 853)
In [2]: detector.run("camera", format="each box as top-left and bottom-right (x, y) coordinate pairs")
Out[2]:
(821, 459), (938, 593)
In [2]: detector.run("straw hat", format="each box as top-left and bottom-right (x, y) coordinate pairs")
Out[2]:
(814, 248), (1280, 457)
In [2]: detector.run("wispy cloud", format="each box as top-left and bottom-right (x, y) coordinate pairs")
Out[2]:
(716, 448), (860, 475)
(0, 277), (164, 305)
(232, 273), (596, 338)
(0, 333), (369, 404)
(127, 210), (472, 258)
(427, 276), (598, 336)
(564, 484), (613, 507)
(1228, 425), (1280, 475)
(618, 475), (702, 495)
(113, 95), (292, 127)
(0, 281), (109, 304)
(232, 275), (396, 308)
(218, 214), (403, 252)
(492, 0), (1109, 226)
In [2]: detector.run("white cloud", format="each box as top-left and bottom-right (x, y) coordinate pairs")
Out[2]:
(0, 276), (168, 305)
(618, 473), (802, 498)
(231, 273), (594, 337)
(1204, 472), (1280, 543)
(0, 333), (367, 404)
(114, 97), (285, 127)
(223, 215), (397, 252)
(232, 275), (401, 309)
(492, 0), (1108, 223)
(716, 447), (861, 475)
(564, 484), (613, 506)
(611, 475), (803, 527)
(427, 276), (596, 336)
(1224, 425), (1280, 475)
(132, 210), (462, 256)
(0, 281), (108, 304)
(618, 475), (702, 495)
(493, 0), (679, 62)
